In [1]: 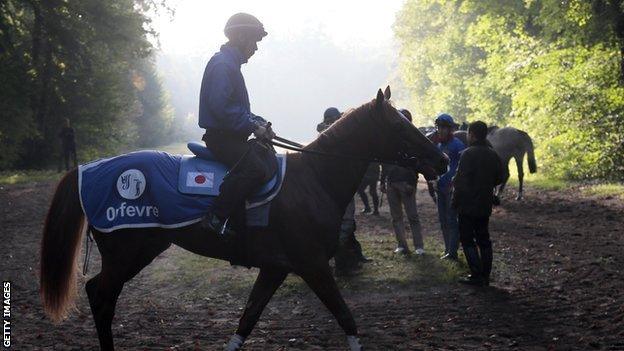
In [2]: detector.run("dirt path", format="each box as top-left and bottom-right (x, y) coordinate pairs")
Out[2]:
(1, 180), (623, 350)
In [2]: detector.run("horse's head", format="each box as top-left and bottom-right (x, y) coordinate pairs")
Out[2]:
(371, 86), (448, 179)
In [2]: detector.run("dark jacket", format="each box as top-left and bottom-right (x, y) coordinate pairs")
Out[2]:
(452, 140), (504, 217)
(198, 44), (257, 137)
(380, 164), (417, 185)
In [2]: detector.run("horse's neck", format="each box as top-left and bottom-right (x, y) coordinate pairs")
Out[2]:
(304, 120), (380, 208)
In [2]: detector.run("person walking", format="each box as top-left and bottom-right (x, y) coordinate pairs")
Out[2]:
(453, 121), (504, 286)
(381, 109), (425, 255)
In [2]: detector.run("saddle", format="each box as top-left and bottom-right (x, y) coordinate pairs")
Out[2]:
(179, 142), (280, 202)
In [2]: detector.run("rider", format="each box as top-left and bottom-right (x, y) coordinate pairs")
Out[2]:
(199, 13), (276, 237)
(432, 113), (465, 260)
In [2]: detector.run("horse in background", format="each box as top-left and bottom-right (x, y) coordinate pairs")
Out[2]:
(454, 127), (537, 200)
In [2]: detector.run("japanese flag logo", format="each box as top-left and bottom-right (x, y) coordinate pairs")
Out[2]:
(186, 172), (214, 188)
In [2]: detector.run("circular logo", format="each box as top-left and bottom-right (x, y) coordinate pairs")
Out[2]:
(116, 169), (146, 200)
(194, 174), (206, 184)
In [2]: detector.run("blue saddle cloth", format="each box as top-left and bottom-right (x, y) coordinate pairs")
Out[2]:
(78, 145), (286, 233)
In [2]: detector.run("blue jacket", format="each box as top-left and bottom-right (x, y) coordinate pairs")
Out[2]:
(198, 45), (257, 137)
(437, 136), (466, 191)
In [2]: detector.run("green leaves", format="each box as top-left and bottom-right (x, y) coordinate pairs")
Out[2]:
(0, 0), (173, 169)
(394, 0), (624, 180)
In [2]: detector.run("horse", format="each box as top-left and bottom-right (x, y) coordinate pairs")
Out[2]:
(454, 127), (537, 200)
(39, 87), (448, 351)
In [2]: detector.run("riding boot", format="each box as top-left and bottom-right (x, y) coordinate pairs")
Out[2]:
(481, 246), (493, 286)
(201, 213), (237, 237)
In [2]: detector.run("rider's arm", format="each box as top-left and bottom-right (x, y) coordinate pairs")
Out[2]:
(203, 63), (257, 136)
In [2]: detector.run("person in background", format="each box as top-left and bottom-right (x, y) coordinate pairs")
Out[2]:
(58, 118), (77, 172)
(357, 163), (380, 215)
(431, 113), (466, 261)
(453, 121), (504, 286)
(317, 107), (371, 276)
(380, 109), (425, 255)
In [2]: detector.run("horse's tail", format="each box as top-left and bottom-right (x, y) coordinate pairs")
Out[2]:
(40, 168), (85, 323)
(522, 131), (537, 174)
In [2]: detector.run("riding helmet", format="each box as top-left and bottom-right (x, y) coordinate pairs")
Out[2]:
(224, 13), (268, 40)
(435, 113), (456, 127)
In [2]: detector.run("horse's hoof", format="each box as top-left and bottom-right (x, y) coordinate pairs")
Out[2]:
(347, 335), (362, 351)
(224, 334), (245, 351)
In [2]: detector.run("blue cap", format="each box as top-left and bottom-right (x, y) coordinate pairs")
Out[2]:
(323, 107), (341, 122)
(435, 113), (455, 126)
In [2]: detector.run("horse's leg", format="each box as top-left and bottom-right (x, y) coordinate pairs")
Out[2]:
(515, 154), (525, 200)
(299, 264), (362, 351)
(85, 270), (122, 351)
(497, 158), (510, 197)
(225, 268), (288, 351)
(86, 232), (171, 350)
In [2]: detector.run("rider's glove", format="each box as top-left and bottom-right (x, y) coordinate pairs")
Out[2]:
(251, 115), (269, 128)
(253, 125), (275, 141)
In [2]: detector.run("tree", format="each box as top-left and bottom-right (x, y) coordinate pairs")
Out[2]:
(395, 0), (624, 180)
(0, 0), (173, 169)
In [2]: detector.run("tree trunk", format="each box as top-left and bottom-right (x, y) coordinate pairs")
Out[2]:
(26, 0), (55, 167)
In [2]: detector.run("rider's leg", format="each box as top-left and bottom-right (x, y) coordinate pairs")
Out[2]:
(202, 134), (274, 234)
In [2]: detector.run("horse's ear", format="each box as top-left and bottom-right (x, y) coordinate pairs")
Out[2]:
(375, 89), (384, 110)
(384, 85), (391, 100)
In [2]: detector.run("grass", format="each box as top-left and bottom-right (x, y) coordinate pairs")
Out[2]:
(580, 182), (624, 199)
(157, 226), (465, 301)
(0, 170), (61, 185)
(504, 162), (624, 198)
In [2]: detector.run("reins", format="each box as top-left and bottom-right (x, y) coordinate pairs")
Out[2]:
(269, 136), (415, 167)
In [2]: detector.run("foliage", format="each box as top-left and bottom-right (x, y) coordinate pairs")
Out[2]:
(0, 0), (173, 169)
(395, 0), (624, 180)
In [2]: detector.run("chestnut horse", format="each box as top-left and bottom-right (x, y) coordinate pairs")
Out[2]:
(40, 87), (447, 350)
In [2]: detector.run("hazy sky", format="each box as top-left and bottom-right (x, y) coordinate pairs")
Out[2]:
(153, 0), (405, 142)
